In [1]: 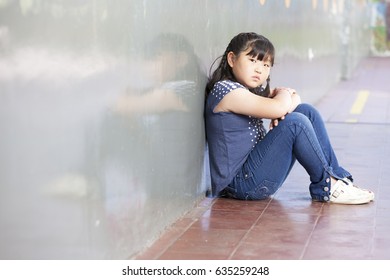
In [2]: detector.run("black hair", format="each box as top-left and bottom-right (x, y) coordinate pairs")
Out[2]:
(205, 32), (275, 98)
(144, 33), (203, 82)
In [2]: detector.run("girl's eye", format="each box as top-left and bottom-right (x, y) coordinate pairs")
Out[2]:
(263, 61), (271, 67)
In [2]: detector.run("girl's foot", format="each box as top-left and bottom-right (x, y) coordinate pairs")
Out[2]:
(329, 179), (374, 205)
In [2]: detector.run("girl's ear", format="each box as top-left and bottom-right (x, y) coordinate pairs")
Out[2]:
(227, 51), (235, 68)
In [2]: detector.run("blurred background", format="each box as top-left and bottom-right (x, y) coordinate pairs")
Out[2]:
(0, 0), (388, 259)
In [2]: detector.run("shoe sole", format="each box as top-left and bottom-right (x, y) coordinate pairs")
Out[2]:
(329, 199), (372, 205)
(329, 194), (373, 205)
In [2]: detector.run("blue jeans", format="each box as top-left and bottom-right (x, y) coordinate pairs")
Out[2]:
(225, 103), (351, 201)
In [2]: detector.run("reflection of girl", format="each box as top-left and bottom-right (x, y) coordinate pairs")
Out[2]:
(98, 33), (205, 230)
(116, 33), (203, 115)
(205, 32), (374, 204)
(109, 33), (205, 191)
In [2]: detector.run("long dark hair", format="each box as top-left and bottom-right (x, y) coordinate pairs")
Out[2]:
(145, 33), (203, 82)
(205, 32), (275, 98)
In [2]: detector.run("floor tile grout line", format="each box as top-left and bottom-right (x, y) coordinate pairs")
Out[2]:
(368, 203), (378, 259)
(298, 203), (324, 260)
(156, 220), (197, 259)
(368, 141), (386, 259)
(227, 197), (275, 260)
(156, 197), (223, 259)
(135, 217), (196, 260)
(137, 197), (219, 260)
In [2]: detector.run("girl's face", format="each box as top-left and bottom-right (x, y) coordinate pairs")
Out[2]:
(227, 49), (271, 89)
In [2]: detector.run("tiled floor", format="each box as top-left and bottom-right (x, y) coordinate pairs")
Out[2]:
(135, 56), (390, 260)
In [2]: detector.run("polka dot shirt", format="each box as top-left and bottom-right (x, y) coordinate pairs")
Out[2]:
(205, 80), (267, 194)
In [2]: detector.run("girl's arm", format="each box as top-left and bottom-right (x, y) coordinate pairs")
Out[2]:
(115, 88), (188, 115)
(269, 88), (302, 129)
(272, 88), (301, 113)
(285, 89), (301, 113)
(214, 87), (292, 119)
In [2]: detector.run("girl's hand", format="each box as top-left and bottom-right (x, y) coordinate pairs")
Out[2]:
(270, 87), (295, 98)
(269, 115), (285, 130)
(268, 87), (299, 129)
(272, 87), (301, 113)
(288, 91), (301, 113)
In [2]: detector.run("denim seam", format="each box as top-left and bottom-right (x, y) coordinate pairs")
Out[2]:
(292, 120), (338, 179)
(249, 127), (285, 171)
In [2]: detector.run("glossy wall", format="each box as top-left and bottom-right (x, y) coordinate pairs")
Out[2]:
(0, 0), (370, 259)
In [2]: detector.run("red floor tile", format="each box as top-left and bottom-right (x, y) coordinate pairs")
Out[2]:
(135, 57), (390, 260)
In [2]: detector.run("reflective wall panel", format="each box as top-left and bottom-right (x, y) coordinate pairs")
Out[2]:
(0, 0), (370, 259)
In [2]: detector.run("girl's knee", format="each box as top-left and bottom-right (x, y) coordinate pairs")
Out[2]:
(296, 103), (314, 111)
(280, 112), (313, 134)
(284, 111), (310, 124)
(295, 103), (321, 118)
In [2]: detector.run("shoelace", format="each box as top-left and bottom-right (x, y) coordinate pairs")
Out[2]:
(342, 179), (373, 193)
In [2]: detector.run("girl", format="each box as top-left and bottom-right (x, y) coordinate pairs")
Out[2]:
(204, 32), (374, 204)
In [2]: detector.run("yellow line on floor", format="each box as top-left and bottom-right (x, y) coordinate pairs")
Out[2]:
(350, 90), (370, 115)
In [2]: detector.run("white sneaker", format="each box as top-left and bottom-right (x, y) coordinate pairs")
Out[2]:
(343, 178), (375, 202)
(329, 179), (374, 205)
